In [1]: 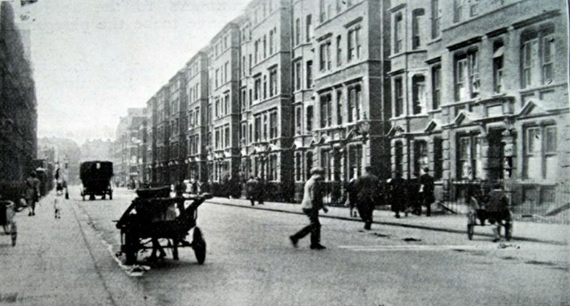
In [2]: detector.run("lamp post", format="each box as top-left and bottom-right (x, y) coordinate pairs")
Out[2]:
(64, 155), (69, 199)
(357, 113), (371, 144)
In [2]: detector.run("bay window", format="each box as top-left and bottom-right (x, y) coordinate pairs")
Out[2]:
(394, 77), (403, 117)
(394, 13), (403, 53)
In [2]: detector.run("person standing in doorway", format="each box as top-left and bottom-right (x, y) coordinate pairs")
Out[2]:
(418, 167), (435, 217)
(289, 167), (328, 250)
(25, 171), (40, 216)
(355, 166), (379, 230)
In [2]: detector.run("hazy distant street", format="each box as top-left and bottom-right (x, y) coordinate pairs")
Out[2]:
(69, 188), (569, 306)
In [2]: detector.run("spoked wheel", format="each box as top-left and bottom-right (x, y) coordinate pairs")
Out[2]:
(192, 227), (206, 264)
(10, 222), (17, 247)
(124, 232), (139, 265)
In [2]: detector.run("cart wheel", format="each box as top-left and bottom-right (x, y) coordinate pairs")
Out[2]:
(192, 227), (206, 264)
(467, 224), (474, 240)
(10, 222), (17, 247)
(505, 222), (513, 241)
(125, 233), (138, 265)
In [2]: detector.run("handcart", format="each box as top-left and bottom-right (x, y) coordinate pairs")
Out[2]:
(0, 200), (17, 247)
(466, 197), (513, 241)
(115, 187), (212, 265)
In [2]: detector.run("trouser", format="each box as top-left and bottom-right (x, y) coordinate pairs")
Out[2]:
(420, 193), (432, 216)
(391, 198), (404, 216)
(26, 198), (36, 213)
(291, 208), (321, 245)
(357, 201), (374, 229)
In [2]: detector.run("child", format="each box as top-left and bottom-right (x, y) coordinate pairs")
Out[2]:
(53, 193), (63, 219)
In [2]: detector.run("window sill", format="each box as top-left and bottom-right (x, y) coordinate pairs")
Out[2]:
(519, 82), (567, 95)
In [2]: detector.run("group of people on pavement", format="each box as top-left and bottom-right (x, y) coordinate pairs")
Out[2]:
(289, 166), (437, 250)
(346, 167), (436, 224)
(385, 167), (436, 218)
(289, 164), (512, 249)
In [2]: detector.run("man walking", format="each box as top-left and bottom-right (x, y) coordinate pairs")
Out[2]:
(485, 183), (511, 242)
(418, 167), (435, 216)
(245, 176), (259, 206)
(388, 171), (406, 218)
(290, 167), (328, 250)
(344, 175), (358, 218)
(25, 171), (40, 216)
(355, 166), (379, 230)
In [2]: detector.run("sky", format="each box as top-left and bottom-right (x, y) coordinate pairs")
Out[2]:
(22, 0), (251, 145)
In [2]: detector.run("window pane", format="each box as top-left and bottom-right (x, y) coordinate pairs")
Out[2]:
(545, 126), (557, 153)
(527, 128), (540, 154)
(459, 137), (470, 160)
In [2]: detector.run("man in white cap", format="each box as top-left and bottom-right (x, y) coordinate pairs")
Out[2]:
(289, 167), (328, 250)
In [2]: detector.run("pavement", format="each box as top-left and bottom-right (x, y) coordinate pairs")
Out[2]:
(0, 192), (153, 306)
(206, 197), (570, 245)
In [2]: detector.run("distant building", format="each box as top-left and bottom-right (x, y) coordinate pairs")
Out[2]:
(185, 48), (209, 182)
(308, 0), (392, 204)
(114, 108), (145, 187)
(241, 0), (294, 200)
(118, 0), (569, 212)
(166, 71), (186, 184)
(154, 86), (170, 184)
(206, 20), (242, 186)
(144, 97), (156, 184)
